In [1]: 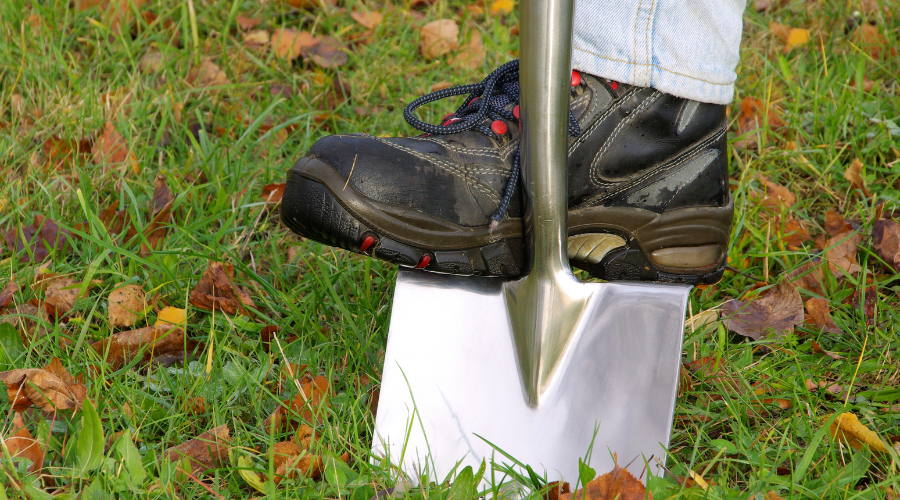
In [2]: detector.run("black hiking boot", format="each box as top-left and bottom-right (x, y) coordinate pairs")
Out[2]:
(281, 60), (733, 284)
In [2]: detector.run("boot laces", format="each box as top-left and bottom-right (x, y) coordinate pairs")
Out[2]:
(403, 59), (582, 226)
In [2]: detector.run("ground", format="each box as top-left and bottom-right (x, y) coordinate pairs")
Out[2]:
(1, 0), (899, 498)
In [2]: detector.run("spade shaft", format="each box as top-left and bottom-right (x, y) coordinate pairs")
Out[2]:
(505, 0), (587, 406)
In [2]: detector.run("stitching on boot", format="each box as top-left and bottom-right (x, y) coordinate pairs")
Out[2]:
(589, 91), (662, 186)
(567, 87), (640, 155)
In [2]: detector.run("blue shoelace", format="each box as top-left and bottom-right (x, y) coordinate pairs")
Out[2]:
(403, 59), (582, 226)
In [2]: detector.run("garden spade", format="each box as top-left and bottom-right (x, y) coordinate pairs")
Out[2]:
(371, 0), (691, 485)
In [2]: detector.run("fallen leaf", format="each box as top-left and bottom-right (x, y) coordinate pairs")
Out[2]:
(155, 306), (186, 327)
(275, 452), (322, 483)
(108, 284), (147, 328)
(722, 280), (804, 340)
(43, 134), (92, 170)
(843, 159), (871, 197)
(1, 360), (86, 412)
(273, 440), (305, 471)
(90, 324), (186, 369)
(811, 340), (844, 360)
(765, 491), (786, 500)
(92, 121), (135, 169)
(759, 176), (795, 209)
(236, 14), (260, 31)
(824, 209), (853, 236)
(805, 298), (843, 334)
(1, 412), (44, 473)
(264, 376), (330, 432)
(272, 28), (319, 61)
(44, 277), (88, 318)
(829, 412), (889, 453)
(139, 175), (174, 257)
(449, 31), (484, 69)
(430, 81), (452, 92)
(350, 9), (382, 29)
(734, 97), (783, 149)
(825, 230), (863, 277)
(187, 58), (228, 87)
(489, 0), (514, 15)
(3, 215), (72, 262)
(189, 261), (255, 316)
(0, 280), (18, 309)
(872, 218), (900, 270)
(852, 24), (893, 60)
(782, 219), (810, 249)
(545, 481), (570, 500)
(139, 50), (166, 73)
(243, 29), (270, 47)
(184, 396), (206, 414)
(560, 465), (648, 500)
(262, 183), (285, 204)
(769, 22), (810, 52)
(420, 19), (459, 59)
(304, 36), (349, 68)
(842, 286), (877, 326)
(164, 424), (230, 474)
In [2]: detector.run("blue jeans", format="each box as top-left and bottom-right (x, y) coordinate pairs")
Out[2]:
(572, 0), (747, 104)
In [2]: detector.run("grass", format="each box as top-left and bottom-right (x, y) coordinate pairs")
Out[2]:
(1, 0), (899, 498)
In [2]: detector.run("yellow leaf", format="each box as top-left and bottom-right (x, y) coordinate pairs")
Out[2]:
(784, 28), (810, 51)
(828, 412), (889, 453)
(489, 0), (514, 15)
(155, 306), (186, 327)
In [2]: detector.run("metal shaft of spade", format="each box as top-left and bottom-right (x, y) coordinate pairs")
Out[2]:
(505, 0), (590, 407)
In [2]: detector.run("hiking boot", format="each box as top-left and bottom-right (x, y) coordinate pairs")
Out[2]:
(282, 60), (733, 284)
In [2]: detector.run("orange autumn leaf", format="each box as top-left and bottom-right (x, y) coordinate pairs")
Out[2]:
(829, 412), (889, 453)
(188, 261), (255, 316)
(1, 412), (45, 473)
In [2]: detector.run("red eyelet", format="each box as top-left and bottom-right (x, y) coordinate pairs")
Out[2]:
(571, 70), (582, 87)
(360, 235), (376, 252)
(513, 105), (520, 120)
(415, 255), (431, 269)
(491, 120), (508, 135)
(610, 81), (618, 90)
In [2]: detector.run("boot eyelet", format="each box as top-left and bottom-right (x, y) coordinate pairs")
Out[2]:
(491, 120), (508, 135)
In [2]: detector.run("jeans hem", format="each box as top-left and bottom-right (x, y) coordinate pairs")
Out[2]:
(572, 47), (736, 105)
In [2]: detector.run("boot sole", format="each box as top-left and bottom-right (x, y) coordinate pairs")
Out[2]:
(282, 158), (732, 284)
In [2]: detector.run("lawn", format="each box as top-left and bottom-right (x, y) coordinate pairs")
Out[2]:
(1, 0), (899, 498)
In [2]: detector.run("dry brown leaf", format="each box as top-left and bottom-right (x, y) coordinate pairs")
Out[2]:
(236, 14), (260, 31)
(0, 360), (86, 412)
(782, 218), (811, 249)
(852, 24), (893, 60)
(44, 277), (87, 318)
(164, 424), (230, 474)
(305, 36), (349, 68)
(275, 453), (323, 483)
(351, 9), (383, 29)
(90, 325), (186, 369)
(108, 284), (146, 328)
(93, 121), (135, 169)
(189, 261), (255, 316)
(824, 209), (853, 236)
(420, 19), (459, 59)
(262, 183), (285, 204)
(0, 280), (18, 309)
(139, 175), (174, 257)
(722, 280), (804, 340)
(825, 230), (863, 277)
(3, 215), (72, 263)
(264, 376), (330, 432)
(1, 412), (44, 473)
(43, 134), (92, 170)
(139, 50), (165, 73)
(545, 481), (571, 500)
(561, 465), (648, 500)
(188, 59), (228, 87)
(765, 491), (786, 500)
(244, 29), (270, 48)
(759, 175), (795, 209)
(872, 218), (900, 271)
(811, 340), (844, 360)
(829, 412), (889, 453)
(272, 28), (319, 61)
(843, 159), (872, 198)
(805, 298), (843, 335)
(734, 97), (783, 149)
(449, 31), (484, 69)
(184, 396), (207, 415)
(272, 440), (305, 471)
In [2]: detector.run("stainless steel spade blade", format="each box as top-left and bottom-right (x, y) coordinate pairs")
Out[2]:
(371, 0), (692, 485)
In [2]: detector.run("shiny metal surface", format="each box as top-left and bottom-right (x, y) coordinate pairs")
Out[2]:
(505, 0), (588, 406)
(370, 0), (693, 485)
(373, 270), (690, 483)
